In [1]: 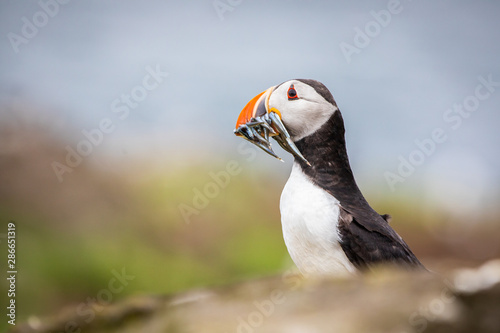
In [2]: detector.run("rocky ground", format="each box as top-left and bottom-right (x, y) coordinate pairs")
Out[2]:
(10, 259), (500, 333)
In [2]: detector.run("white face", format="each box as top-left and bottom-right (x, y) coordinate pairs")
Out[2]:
(268, 80), (338, 142)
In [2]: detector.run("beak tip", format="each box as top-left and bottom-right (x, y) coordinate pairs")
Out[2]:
(235, 88), (309, 166)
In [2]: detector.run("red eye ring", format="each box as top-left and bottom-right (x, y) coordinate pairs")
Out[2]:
(287, 84), (298, 100)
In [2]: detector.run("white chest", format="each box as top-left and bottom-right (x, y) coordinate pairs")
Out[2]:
(279, 163), (356, 276)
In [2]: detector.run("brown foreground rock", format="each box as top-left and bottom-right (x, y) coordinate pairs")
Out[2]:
(11, 260), (500, 333)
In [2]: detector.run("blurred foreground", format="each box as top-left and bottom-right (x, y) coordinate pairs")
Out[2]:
(10, 261), (500, 333)
(1, 105), (499, 332)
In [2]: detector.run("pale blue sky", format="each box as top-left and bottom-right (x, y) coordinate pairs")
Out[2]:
(1, 0), (499, 214)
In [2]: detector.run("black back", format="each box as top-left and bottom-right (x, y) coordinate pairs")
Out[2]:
(293, 108), (424, 269)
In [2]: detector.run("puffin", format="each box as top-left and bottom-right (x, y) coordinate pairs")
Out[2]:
(234, 79), (424, 276)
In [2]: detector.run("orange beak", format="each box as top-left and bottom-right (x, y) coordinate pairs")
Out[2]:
(233, 86), (310, 166)
(234, 87), (274, 135)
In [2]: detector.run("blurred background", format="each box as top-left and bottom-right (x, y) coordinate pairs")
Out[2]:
(1, 0), (500, 329)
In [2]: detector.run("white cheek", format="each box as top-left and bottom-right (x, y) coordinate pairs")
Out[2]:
(268, 82), (337, 141)
(282, 101), (336, 141)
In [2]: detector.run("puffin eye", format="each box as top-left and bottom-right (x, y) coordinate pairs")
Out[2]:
(287, 84), (298, 100)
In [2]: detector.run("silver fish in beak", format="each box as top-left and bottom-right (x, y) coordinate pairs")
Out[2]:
(234, 87), (310, 166)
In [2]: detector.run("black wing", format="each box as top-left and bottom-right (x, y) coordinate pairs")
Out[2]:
(338, 207), (424, 270)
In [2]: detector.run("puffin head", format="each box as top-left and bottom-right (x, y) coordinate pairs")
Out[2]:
(234, 79), (338, 165)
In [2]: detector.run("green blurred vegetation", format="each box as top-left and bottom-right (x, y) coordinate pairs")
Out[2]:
(0, 108), (499, 332)
(0, 117), (291, 331)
